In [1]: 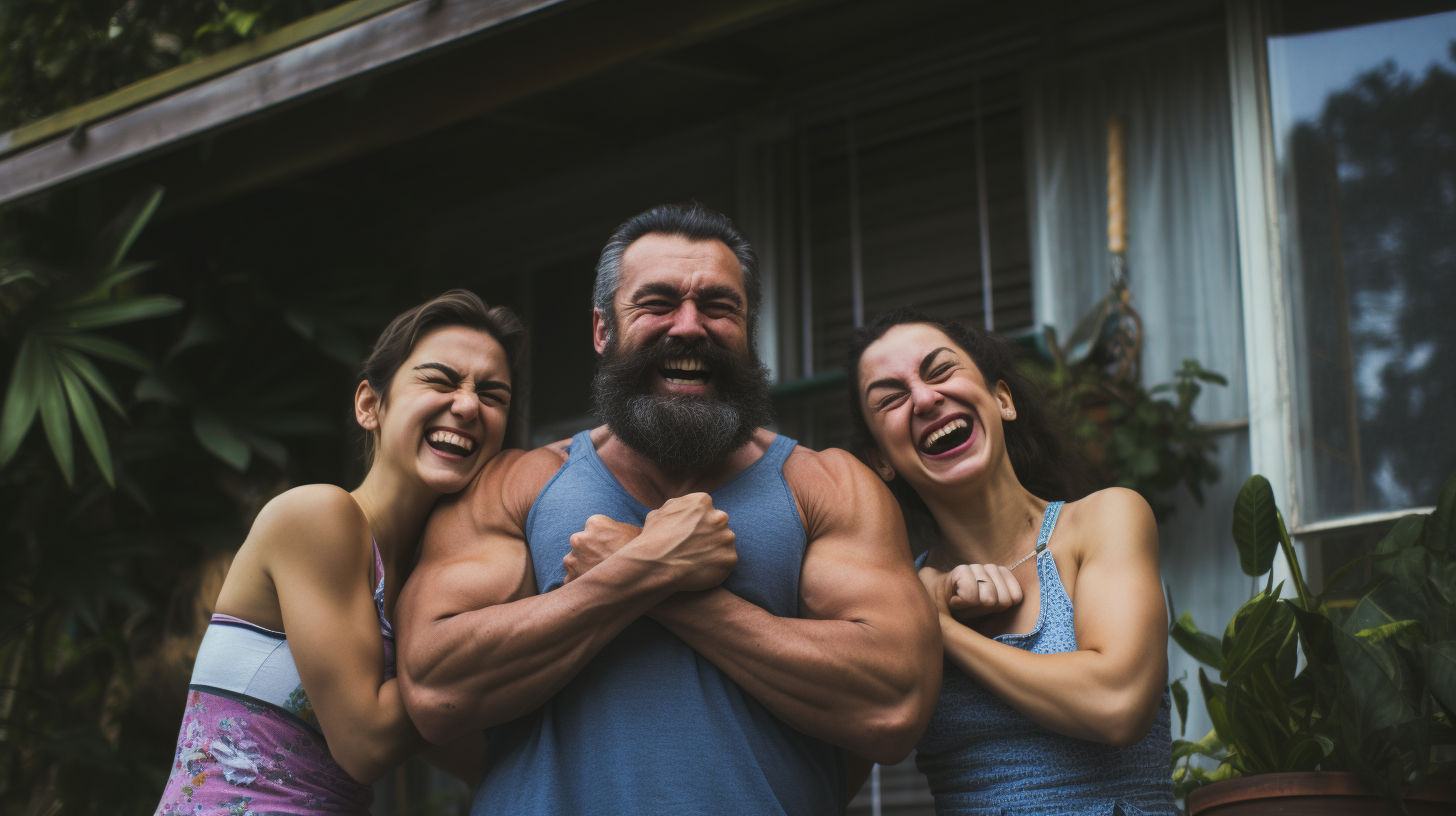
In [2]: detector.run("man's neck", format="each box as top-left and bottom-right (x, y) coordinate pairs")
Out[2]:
(591, 425), (776, 508)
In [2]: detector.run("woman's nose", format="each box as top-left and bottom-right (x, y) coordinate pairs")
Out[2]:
(451, 389), (480, 419)
(909, 381), (942, 414)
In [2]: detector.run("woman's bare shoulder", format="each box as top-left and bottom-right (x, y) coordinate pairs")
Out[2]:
(1059, 487), (1158, 559)
(247, 484), (371, 565)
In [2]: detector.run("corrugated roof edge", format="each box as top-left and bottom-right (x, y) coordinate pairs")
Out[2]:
(0, 0), (416, 159)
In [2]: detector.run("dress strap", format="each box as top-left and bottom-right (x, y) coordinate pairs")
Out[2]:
(1036, 501), (1065, 553)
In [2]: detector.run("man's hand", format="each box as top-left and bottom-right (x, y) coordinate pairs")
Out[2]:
(564, 516), (641, 582)
(629, 493), (737, 592)
(918, 563), (1023, 621)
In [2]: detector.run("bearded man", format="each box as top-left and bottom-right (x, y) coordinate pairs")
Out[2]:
(396, 204), (940, 815)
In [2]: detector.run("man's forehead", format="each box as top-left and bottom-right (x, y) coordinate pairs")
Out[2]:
(618, 234), (744, 296)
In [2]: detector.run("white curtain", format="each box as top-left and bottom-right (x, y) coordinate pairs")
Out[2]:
(1027, 30), (1246, 421)
(1026, 29), (1256, 749)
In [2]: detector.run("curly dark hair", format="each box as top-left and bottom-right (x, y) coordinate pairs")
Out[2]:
(845, 307), (1099, 549)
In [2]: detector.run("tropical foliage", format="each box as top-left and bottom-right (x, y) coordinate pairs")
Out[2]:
(0, 0), (336, 131)
(0, 188), (367, 815)
(1168, 472), (1456, 812)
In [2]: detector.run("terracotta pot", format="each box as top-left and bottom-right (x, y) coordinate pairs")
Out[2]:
(1187, 771), (1456, 815)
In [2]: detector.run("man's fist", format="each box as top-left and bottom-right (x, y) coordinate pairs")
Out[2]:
(918, 563), (1024, 622)
(564, 515), (642, 582)
(640, 493), (737, 592)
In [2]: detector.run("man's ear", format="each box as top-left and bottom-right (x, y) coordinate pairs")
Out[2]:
(995, 380), (1017, 421)
(592, 308), (610, 355)
(866, 448), (897, 483)
(355, 380), (381, 432)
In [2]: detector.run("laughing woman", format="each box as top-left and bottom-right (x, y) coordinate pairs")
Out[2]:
(155, 290), (524, 815)
(847, 307), (1175, 816)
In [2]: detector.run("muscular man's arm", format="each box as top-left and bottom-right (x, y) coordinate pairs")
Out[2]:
(395, 448), (736, 744)
(646, 448), (941, 764)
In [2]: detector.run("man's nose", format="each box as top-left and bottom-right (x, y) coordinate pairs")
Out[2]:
(665, 300), (709, 341)
(909, 381), (943, 414)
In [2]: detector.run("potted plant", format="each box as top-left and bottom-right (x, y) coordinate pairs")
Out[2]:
(1167, 472), (1456, 814)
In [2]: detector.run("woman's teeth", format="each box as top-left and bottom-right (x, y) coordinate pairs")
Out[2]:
(427, 430), (474, 454)
(922, 418), (970, 453)
(662, 357), (711, 385)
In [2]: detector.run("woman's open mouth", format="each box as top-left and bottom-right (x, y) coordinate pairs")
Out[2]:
(659, 357), (713, 386)
(920, 416), (975, 457)
(425, 427), (477, 458)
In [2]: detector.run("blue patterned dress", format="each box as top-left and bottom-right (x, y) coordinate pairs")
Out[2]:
(914, 501), (1176, 815)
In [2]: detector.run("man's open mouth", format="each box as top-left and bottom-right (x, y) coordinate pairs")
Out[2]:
(920, 416), (973, 456)
(660, 357), (713, 386)
(425, 427), (477, 457)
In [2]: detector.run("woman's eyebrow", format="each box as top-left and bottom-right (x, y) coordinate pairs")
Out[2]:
(919, 347), (954, 379)
(476, 379), (512, 394)
(864, 377), (905, 395)
(415, 362), (462, 381)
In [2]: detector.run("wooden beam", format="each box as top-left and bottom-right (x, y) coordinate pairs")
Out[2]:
(0, 0), (575, 206)
(0, 0), (419, 159)
(97, 0), (824, 215)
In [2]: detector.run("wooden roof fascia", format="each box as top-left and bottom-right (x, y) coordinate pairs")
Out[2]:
(0, 0), (574, 207)
(0, 0), (419, 159)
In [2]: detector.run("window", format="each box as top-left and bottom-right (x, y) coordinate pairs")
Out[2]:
(762, 70), (1033, 450)
(1267, 1), (1456, 523)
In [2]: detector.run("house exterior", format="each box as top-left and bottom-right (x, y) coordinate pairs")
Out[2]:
(3, 0), (1451, 812)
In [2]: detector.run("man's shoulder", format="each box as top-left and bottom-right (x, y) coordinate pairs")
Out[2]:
(782, 444), (873, 487)
(461, 444), (573, 517)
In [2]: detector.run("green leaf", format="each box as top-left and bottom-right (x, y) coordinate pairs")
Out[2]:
(53, 348), (126, 417)
(134, 374), (181, 404)
(35, 344), (74, 485)
(1427, 640), (1456, 719)
(233, 427), (287, 469)
(0, 336), (44, 466)
(1171, 677), (1189, 737)
(51, 295), (182, 330)
(1233, 475), (1281, 577)
(192, 414), (250, 471)
(1424, 472), (1456, 554)
(56, 357), (113, 485)
(92, 186), (162, 271)
(1172, 611), (1227, 671)
(87, 261), (156, 294)
(49, 332), (154, 371)
(1199, 668), (1233, 745)
(1354, 620), (1424, 644)
(1222, 586), (1292, 683)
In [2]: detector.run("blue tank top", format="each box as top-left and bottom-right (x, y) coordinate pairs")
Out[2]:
(470, 431), (845, 816)
(914, 501), (1176, 816)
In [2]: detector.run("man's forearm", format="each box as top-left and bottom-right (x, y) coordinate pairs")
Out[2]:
(403, 557), (675, 743)
(647, 589), (936, 763)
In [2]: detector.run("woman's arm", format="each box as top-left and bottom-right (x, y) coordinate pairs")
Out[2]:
(934, 488), (1168, 746)
(258, 485), (428, 784)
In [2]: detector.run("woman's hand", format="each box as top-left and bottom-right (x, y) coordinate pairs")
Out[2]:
(918, 563), (1023, 621)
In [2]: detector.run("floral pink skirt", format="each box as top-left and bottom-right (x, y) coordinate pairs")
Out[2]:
(154, 688), (373, 815)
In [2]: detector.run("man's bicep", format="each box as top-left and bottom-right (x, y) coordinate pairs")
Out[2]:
(795, 454), (925, 623)
(405, 504), (537, 626)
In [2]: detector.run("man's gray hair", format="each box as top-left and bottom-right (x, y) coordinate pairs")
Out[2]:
(593, 203), (760, 333)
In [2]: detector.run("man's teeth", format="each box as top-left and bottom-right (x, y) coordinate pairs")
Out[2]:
(923, 418), (969, 451)
(664, 358), (711, 385)
(428, 430), (474, 452)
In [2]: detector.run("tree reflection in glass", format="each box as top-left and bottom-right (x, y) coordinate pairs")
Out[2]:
(1269, 8), (1456, 521)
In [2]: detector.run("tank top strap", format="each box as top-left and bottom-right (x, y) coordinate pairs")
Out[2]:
(1036, 500), (1065, 553)
(762, 433), (798, 471)
(567, 429), (596, 462)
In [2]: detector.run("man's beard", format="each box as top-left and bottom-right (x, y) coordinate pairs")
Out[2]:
(592, 333), (773, 471)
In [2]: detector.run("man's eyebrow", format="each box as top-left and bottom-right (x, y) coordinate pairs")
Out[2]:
(415, 362), (461, 381)
(919, 347), (954, 379)
(629, 282), (683, 302)
(628, 281), (744, 308)
(696, 285), (744, 307)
